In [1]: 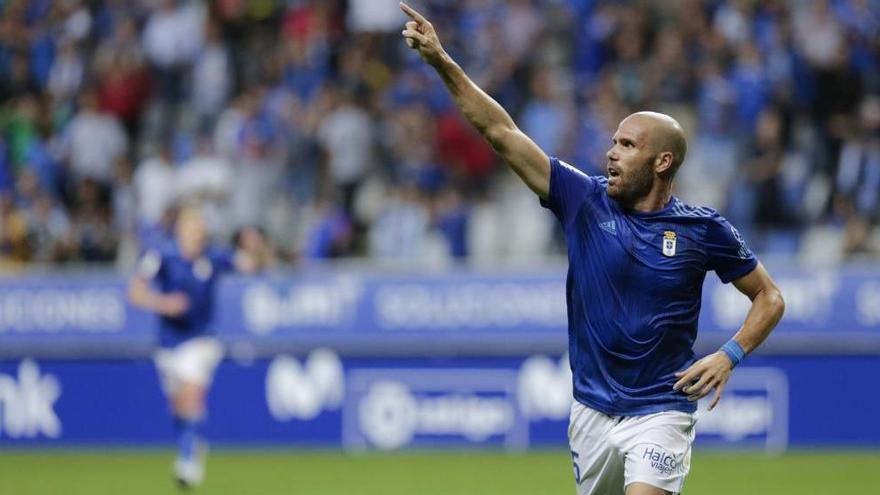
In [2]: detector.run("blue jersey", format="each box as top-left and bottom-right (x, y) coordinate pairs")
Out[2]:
(138, 242), (236, 348)
(541, 157), (757, 416)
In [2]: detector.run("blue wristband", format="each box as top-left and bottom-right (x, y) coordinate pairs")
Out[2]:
(720, 340), (746, 368)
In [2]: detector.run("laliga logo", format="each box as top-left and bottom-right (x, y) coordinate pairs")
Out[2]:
(358, 381), (417, 450)
(518, 354), (572, 420)
(357, 381), (515, 450)
(0, 360), (61, 439)
(266, 349), (344, 421)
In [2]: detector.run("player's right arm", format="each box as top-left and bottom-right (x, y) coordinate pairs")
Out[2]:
(128, 249), (190, 317)
(400, 2), (550, 199)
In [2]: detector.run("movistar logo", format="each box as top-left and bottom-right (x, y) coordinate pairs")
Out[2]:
(599, 220), (617, 235)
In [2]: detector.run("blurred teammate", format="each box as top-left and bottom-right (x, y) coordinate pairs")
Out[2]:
(400, 3), (785, 495)
(128, 205), (268, 487)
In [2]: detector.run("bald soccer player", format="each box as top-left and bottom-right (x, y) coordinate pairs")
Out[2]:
(400, 3), (785, 495)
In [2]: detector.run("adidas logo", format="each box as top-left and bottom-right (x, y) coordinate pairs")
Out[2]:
(599, 220), (617, 235)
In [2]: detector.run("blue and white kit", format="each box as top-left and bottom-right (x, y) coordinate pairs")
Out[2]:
(138, 242), (235, 393)
(541, 157), (757, 494)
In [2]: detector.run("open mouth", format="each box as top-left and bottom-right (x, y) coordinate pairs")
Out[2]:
(607, 166), (620, 182)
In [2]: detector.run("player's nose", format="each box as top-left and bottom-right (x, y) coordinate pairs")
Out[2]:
(606, 147), (617, 161)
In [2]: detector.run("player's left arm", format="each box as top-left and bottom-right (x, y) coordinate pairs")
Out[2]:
(673, 262), (785, 410)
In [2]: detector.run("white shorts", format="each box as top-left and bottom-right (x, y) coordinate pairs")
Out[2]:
(154, 337), (224, 396)
(568, 402), (696, 495)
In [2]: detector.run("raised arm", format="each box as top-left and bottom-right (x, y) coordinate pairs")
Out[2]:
(400, 2), (550, 198)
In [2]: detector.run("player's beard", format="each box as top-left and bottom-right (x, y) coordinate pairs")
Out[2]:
(608, 157), (655, 209)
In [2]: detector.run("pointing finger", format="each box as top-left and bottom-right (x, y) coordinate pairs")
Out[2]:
(400, 2), (428, 24)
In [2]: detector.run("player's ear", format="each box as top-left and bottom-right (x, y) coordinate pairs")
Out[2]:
(654, 151), (674, 175)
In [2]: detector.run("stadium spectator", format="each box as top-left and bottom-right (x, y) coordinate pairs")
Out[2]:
(46, 40), (84, 103)
(0, 0), (877, 265)
(70, 178), (116, 262)
(64, 91), (128, 185)
(142, 0), (205, 103)
(191, 19), (232, 126)
(177, 136), (234, 237)
(230, 129), (285, 229)
(368, 183), (432, 261)
(316, 83), (375, 217)
(134, 140), (177, 230)
(0, 189), (29, 265)
(23, 192), (73, 263)
(94, 16), (151, 138)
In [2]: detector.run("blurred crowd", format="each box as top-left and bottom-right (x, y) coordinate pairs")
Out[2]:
(0, 0), (878, 270)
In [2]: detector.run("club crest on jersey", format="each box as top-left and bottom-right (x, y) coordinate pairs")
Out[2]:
(662, 231), (677, 257)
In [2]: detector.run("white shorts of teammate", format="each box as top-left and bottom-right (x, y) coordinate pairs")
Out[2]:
(154, 337), (224, 397)
(568, 401), (696, 495)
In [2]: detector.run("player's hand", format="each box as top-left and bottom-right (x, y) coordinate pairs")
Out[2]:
(400, 2), (445, 66)
(672, 351), (733, 410)
(155, 292), (190, 317)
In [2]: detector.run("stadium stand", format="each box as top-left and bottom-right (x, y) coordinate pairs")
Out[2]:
(0, 0), (877, 269)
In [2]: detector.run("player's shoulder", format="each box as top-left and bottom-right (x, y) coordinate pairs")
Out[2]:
(667, 199), (721, 220)
(669, 198), (728, 225)
(141, 239), (183, 267)
(157, 239), (182, 260)
(666, 199), (750, 246)
(137, 242), (177, 279)
(662, 199), (738, 239)
(552, 156), (607, 188)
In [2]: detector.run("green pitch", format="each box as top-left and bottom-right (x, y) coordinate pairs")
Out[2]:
(1, 450), (877, 494)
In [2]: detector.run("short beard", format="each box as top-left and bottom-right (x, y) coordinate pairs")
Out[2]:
(609, 158), (655, 208)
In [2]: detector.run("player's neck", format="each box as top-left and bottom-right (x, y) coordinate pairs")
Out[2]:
(629, 183), (673, 213)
